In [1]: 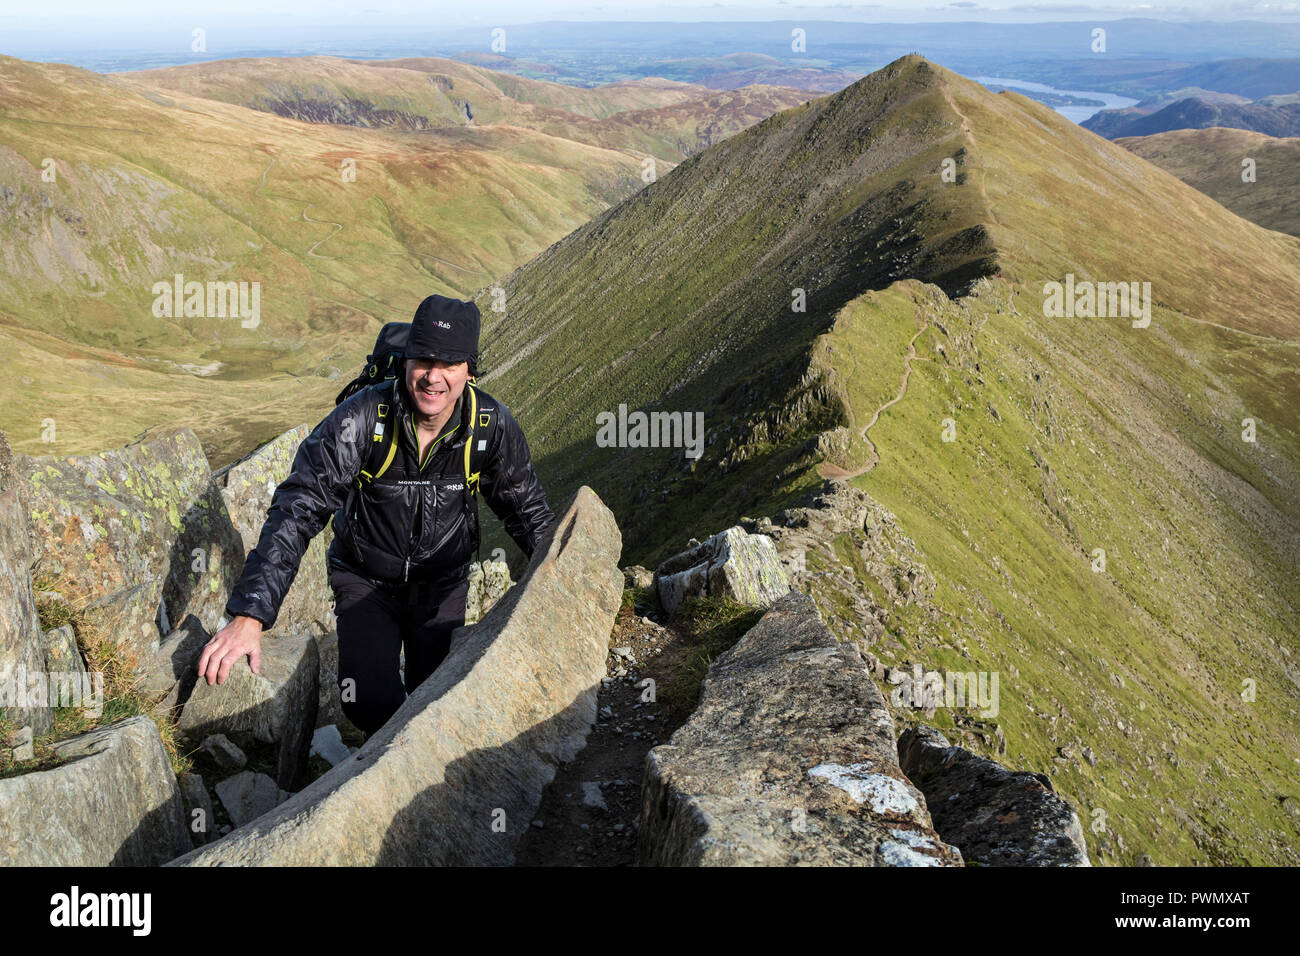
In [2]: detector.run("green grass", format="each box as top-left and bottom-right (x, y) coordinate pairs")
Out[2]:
(813, 275), (1299, 865)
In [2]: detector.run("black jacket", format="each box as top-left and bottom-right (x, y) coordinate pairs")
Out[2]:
(224, 378), (555, 630)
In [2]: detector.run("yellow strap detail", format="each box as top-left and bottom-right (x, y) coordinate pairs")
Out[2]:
(373, 434), (398, 481)
(464, 384), (478, 495)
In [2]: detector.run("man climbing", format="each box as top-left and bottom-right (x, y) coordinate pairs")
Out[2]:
(197, 294), (556, 737)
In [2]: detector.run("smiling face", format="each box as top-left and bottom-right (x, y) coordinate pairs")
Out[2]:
(405, 357), (470, 424)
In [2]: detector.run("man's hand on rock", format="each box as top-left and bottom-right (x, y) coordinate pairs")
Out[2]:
(199, 615), (263, 686)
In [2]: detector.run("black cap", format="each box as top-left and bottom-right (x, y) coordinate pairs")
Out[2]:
(405, 295), (480, 368)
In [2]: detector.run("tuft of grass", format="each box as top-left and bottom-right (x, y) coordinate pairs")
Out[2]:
(658, 595), (764, 719)
(2, 568), (193, 780)
(620, 583), (663, 618)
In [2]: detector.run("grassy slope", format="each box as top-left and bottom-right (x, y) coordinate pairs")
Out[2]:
(811, 71), (1300, 864)
(1117, 127), (1300, 237)
(476, 55), (1300, 864)
(471, 56), (1000, 568)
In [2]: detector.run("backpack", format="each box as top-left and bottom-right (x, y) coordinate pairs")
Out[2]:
(334, 321), (497, 499)
(334, 321), (409, 405)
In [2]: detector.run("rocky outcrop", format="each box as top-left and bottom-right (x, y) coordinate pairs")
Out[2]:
(0, 715), (191, 865)
(168, 485), (622, 866)
(898, 725), (1091, 866)
(16, 424), (339, 647)
(17, 428), (215, 658)
(654, 525), (790, 616)
(15, 423), (339, 649)
(752, 479), (936, 647)
(638, 590), (961, 866)
(177, 632), (319, 790)
(209, 425), (335, 637)
(1, 429), (56, 738)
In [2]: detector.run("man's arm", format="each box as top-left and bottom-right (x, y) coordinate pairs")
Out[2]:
(202, 397), (368, 685)
(479, 402), (556, 559)
(224, 397), (370, 629)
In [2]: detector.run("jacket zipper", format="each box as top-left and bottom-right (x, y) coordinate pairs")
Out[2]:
(397, 385), (463, 585)
(402, 407), (418, 583)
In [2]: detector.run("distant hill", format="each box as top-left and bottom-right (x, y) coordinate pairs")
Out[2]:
(126, 56), (813, 163)
(1151, 58), (1300, 100)
(622, 51), (864, 92)
(1085, 93), (1300, 138)
(1118, 127), (1300, 236)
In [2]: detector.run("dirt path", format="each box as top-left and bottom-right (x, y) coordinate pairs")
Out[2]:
(818, 321), (931, 481)
(515, 598), (701, 866)
(384, 247), (492, 277)
(254, 155), (345, 259)
(301, 205), (343, 258)
(938, 81), (1000, 228)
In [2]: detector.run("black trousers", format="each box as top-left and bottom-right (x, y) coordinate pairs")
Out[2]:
(328, 562), (471, 735)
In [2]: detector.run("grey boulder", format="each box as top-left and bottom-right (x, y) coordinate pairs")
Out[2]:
(0, 715), (191, 865)
(178, 632), (319, 790)
(654, 525), (790, 616)
(214, 770), (289, 827)
(898, 725), (1091, 866)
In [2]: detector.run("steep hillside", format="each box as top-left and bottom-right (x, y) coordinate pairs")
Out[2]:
(472, 55), (1300, 865)
(473, 56), (1000, 555)
(127, 56), (812, 163)
(1117, 127), (1300, 236)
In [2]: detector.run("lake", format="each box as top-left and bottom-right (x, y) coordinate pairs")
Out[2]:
(973, 76), (1140, 124)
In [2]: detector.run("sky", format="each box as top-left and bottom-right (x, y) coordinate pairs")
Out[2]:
(1, 0), (1296, 24)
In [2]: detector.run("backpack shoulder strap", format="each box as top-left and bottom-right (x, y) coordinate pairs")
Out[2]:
(357, 380), (399, 488)
(463, 381), (498, 497)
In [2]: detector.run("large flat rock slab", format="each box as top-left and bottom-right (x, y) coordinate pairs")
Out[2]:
(0, 715), (191, 865)
(638, 590), (961, 866)
(168, 485), (622, 866)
